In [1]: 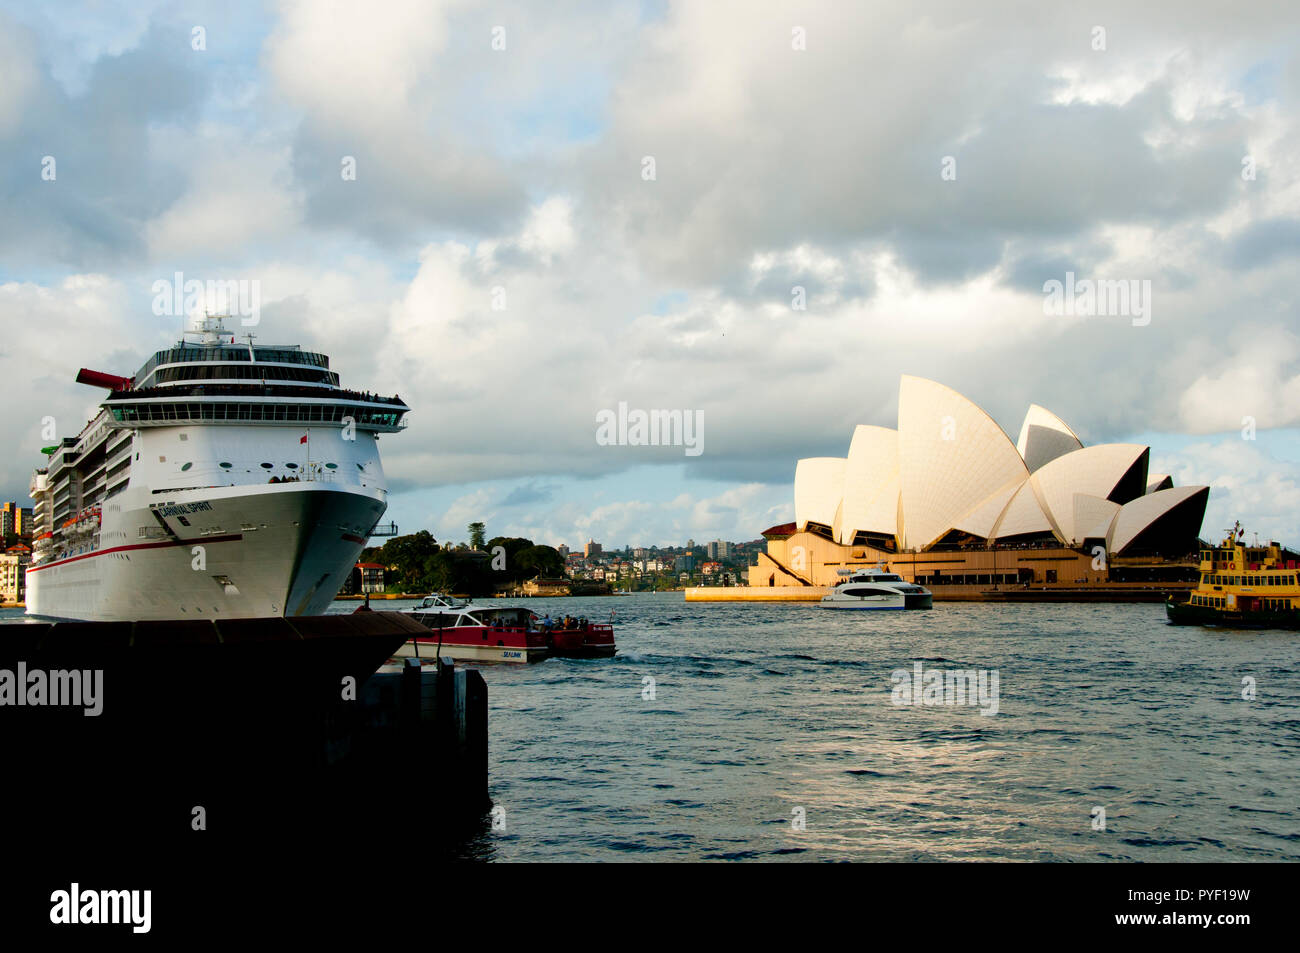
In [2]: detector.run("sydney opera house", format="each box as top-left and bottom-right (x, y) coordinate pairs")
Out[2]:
(745, 376), (1209, 595)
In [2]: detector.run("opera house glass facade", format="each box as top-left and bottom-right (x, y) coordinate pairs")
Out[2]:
(750, 377), (1209, 591)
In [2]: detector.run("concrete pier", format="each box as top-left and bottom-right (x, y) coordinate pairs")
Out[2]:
(1, 611), (489, 848)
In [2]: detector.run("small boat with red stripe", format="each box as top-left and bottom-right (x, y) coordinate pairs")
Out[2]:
(393, 595), (616, 663)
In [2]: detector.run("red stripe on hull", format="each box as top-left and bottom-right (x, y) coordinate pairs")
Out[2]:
(27, 534), (244, 573)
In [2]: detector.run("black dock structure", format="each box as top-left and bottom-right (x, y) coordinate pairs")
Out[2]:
(1, 611), (490, 850)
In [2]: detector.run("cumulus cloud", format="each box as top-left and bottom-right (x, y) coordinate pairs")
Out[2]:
(1177, 326), (1300, 433)
(1155, 437), (1300, 545)
(3, 1), (1300, 546)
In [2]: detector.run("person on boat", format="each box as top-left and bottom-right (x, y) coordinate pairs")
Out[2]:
(542, 613), (553, 628)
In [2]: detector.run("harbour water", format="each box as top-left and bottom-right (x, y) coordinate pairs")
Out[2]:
(5, 595), (1296, 861)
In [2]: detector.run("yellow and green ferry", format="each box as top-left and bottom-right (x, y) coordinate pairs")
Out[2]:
(1166, 523), (1300, 629)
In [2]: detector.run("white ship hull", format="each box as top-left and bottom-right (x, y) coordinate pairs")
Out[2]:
(26, 482), (386, 621)
(24, 317), (407, 623)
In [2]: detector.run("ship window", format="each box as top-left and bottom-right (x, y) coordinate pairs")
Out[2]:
(260, 463), (273, 469)
(325, 462), (337, 469)
(181, 462), (193, 471)
(220, 462), (232, 469)
(285, 463), (298, 470)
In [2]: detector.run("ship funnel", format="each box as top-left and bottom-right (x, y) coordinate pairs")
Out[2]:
(76, 368), (133, 390)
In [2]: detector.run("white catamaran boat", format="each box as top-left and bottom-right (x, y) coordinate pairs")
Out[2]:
(25, 315), (408, 621)
(818, 567), (933, 610)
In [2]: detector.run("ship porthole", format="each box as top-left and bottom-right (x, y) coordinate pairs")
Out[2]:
(286, 462), (298, 470)
(181, 462), (193, 471)
(260, 463), (273, 469)
(219, 462), (232, 469)
(325, 462), (337, 469)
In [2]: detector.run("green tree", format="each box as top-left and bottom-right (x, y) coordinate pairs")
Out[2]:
(468, 522), (486, 549)
(486, 536), (537, 583)
(515, 544), (564, 579)
(376, 531), (439, 590)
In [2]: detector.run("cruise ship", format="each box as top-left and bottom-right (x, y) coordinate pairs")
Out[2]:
(26, 315), (409, 621)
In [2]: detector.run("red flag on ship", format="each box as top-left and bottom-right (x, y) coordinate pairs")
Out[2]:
(300, 434), (308, 444)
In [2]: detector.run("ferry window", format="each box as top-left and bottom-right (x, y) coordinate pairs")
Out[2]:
(181, 462), (193, 471)
(285, 463), (298, 470)
(260, 462), (273, 469)
(325, 462), (337, 469)
(219, 462), (232, 469)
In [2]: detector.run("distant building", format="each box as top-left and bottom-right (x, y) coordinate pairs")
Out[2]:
(557, 544), (570, 556)
(1, 502), (33, 538)
(707, 539), (730, 560)
(355, 562), (386, 594)
(522, 577), (570, 597)
(748, 376), (1208, 590)
(0, 543), (31, 603)
(585, 540), (603, 557)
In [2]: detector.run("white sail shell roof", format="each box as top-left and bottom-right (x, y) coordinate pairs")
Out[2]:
(780, 378), (1206, 556)
(1072, 494), (1121, 542)
(990, 481), (1055, 540)
(1016, 404), (1084, 472)
(836, 425), (900, 543)
(1146, 474), (1173, 494)
(794, 457), (847, 531)
(1108, 485), (1208, 554)
(1029, 444), (1148, 545)
(952, 481), (1022, 539)
(897, 376), (1028, 550)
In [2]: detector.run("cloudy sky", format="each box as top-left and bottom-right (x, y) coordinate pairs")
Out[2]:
(2, 0), (1299, 549)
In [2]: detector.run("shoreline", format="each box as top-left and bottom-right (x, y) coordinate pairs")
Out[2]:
(685, 585), (1190, 603)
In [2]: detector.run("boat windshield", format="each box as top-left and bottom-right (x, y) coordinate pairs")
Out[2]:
(412, 610), (462, 628)
(476, 608), (533, 627)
